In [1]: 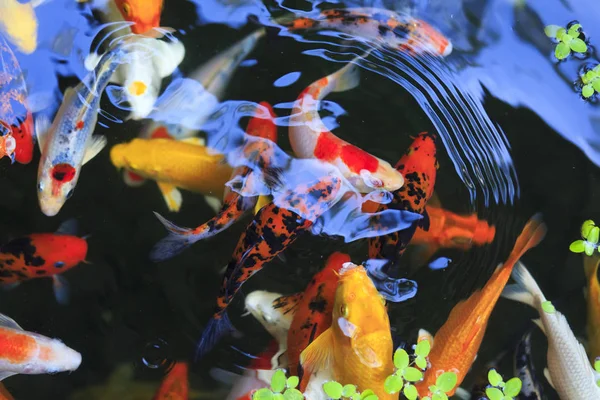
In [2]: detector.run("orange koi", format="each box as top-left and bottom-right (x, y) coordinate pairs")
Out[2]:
(152, 362), (188, 400)
(415, 215), (547, 397)
(150, 102), (278, 261)
(114, 0), (163, 35)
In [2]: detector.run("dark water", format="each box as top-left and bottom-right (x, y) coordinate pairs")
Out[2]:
(0, 0), (599, 399)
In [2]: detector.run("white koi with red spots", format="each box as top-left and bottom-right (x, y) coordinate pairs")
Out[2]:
(289, 60), (404, 193)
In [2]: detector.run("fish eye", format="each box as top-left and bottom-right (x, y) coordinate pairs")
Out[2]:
(122, 3), (131, 16)
(66, 189), (74, 199)
(37, 182), (44, 192)
(340, 305), (348, 317)
(54, 261), (65, 268)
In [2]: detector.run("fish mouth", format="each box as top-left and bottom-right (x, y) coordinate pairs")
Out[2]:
(442, 40), (453, 56)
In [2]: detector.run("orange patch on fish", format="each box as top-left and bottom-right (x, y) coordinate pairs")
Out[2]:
(75, 121), (84, 130)
(128, 81), (147, 96)
(0, 331), (36, 363)
(150, 126), (172, 139)
(340, 144), (378, 173)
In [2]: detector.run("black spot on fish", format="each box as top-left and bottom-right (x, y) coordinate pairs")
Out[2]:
(1, 237), (44, 267)
(35, 270), (46, 275)
(378, 25), (391, 36)
(392, 25), (410, 38)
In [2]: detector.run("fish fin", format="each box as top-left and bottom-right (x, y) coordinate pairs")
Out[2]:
(453, 387), (471, 400)
(532, 318), (546, 334)
(157, 182), (182, 212)
(543, 368), (554, 388)
(35, 114), (52, 153)
(180, 137), (205, 146)
(1, 282), (20, 291)
(276, 251), (287, 263)
(149, 212), (199, 262)
(501, 283), (536, 308)
(418, 329), (434, 347)
(56, 218), (78, 235)
(82, 135), (107, 165)
(505, 262), (547, 307)
(0, 372), (16, 382)
(300, 328), (334, 375)
(84, 52), (103, 71)
(271, 348), (286, 370)
(0, 313), (23, 330)
(195, 313), (236, 361)
(123, 170), (147, 187)
(150, 39), (186, 78)
(505, 214), (547, 266)
(254, 195), (271, 215)
(332, 63), (361, 93)
(52, 275), (70, 305)
(204, 195), (222, 215)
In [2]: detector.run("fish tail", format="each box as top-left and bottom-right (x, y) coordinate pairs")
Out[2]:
(331, 61), (361, 93)
(502, 262), (547, 308)
(505, 214), (547, 267)
(149, 212), (209, 262)
(194, 312), (235, 361)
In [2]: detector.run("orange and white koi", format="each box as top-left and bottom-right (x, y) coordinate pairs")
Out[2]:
(289, 60), (404, 193)
(0, 312), (81, 380)
(152, 361), (187, 400)
(284, 8), (452, 56)
(0, 34), (34, 164)
(415, 216), (547, 397)
(0, 0), (46, 54)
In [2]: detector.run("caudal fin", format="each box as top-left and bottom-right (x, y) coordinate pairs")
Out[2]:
(502, 262), (547, 308)
(149, 212), (202, 262)
(195, 313), (236, 361)
(505, 214), (547, 267)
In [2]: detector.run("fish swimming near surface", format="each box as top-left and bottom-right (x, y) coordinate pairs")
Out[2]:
(0, 34), (34, 164)
(366, 131), (438, 265)
(36, 42), (135, 217)
(514, 330), (544, 400)
(149, 101), (277, 262)
(502, 262), (600, 399)
(110, 137), (234, 212)
(300, 262), (395, 400)
(289, 59), (404, 193)
(152, 361), (188, 400)
(0, 312), (81, 380)
(0, 0), (46, 54)
(583, 253), (600, 362)
(0, 219), (88, 304)
(282, 8), (452, 57)
(415, 215), (547, 397)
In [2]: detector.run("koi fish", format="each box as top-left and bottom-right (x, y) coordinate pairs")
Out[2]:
(150, 101), (277, 261)
(0, 219), (87, 304)
(36, 44), (133, 217)
(0, 0), (45, 54)
(0, 34), (34, 164)
(300, 262), (394, 400)
(415, 215), (547, 397)
(503, 262), (600, 399)
(0, 312), (81, 380)
(584, 254), (600, 363)
(110, 137), (234, 212)
(283, 8), (452, 56)
(366, 132), (438, 264)
(289, 59), (404, 193)
(514, 331), (544, 400)
(152, 362), (187, 400)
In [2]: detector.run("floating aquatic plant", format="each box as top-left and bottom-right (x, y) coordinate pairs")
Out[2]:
(545, 22), (588, 60)
(569, 219), (599, 256)
(420, 371), (458, 400)
(323, 381), (377, 400)
(580, 65), (600, 98)
(595, 357), (600, 387)
(253, 369), (304, 400)
(484, 369), (522, 400)
(383, 339), (431, 399)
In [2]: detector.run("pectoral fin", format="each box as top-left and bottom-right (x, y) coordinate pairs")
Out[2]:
(0, 313), (23, 330)
(543, 368), (554, 388)
(254, 195), (271, 215)
(300, 328), (334, 375)
(83, 135), (107, 165)
(157, 182), (182, 212)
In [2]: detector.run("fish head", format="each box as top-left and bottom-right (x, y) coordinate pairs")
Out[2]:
(115, 0), (163, 35)
(245, 291), (291, 343)
(29, 233), (88, 272)
(405, 19), (453, 57)
(360, 162), (404, 192)
(37, 162), (79, 217)
(332, 263), (392, 367)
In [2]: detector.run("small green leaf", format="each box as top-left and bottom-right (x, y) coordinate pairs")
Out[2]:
(561, 33), (574, 44)
(271, 370), (287, 393)
(436, 372), (458, 393)
(283, 389), (304, 400)
(486, 387), (504, 400)
(583, 84), (595, 98)
(504, 377), (523, 397)
(384, 374), (404, 394)
(286, 376), (299, 390)
(323, 381), (343, 399)
(393, 348), (410, 370)
(593, 80), (600, 93)
(253, 388), (275, 400)
(589, 227), (600, 244)
(583, 71), (596, 84)
(432, 393), (448, 400)
(404, 384), (418, 400)
(555, 42), (571, 59)
(488, 369), (503, 387)
(342, 384), (357, 397)
(351, 395), (361, 400)
(568, 24), (582, 37)
(556, 27), (567, 40)
(415, 339), (431, 357)
(542, 301), (556, 314)
(570, 38), (588, 53)
(403, 367), (424, 382)
(415, 355), (427, 370)
(273, 393), (284, 400)
(360, 389), (376, 399)
(570, 240), (586, 253)
(362, 395), (378, 400)
(595, 357), (600, 372)
(582, 220), (596, 238)
(544, 25), (562, 38)
(585, 241), (596, 256)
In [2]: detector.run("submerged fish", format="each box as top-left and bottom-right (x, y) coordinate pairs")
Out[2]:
(289, 59), (404, 193)
(415, 216), (547, 397)
(113, 0), (163, 35)
(0, 312), (81, 380)
(502, 262), (600, 399)
(366, 131), (438, 264)
(0, 219), (87, 304)
(584, 254), (600, 362)
(0, 0), (44, 54)
(36, 44), (132, 217)
(0, 34), (34, 164)
(152, 362), (187, 400)
(283, 8), (452, 56)
(300, 263), (394, 400)
(514, 331), (544, 400)
(110, 138), (234, 212)
(150, 102), (277, 261)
